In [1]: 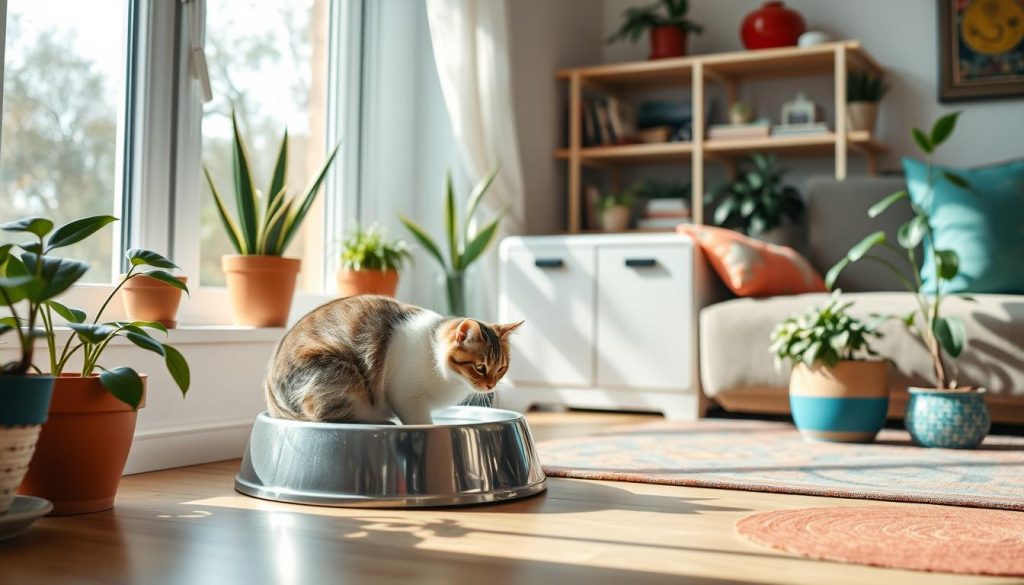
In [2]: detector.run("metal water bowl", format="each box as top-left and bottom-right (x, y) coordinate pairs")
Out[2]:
(235, 406), (546, 508)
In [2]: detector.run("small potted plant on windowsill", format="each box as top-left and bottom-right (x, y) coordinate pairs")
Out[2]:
(826, 112), (990, 449)
(708, 152), (804, 248)
(607, 0), (704, 60)
(847, 71), (887, 134)
(3, 215), (191, 515)
(770, 292), (888, 443)
(120, 251), (189, 328)
(599, 189), (637, 232)
(336, 224), (412, 298)
(205, 111), (339, 327)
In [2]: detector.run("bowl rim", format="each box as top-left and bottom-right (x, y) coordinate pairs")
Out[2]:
(254, 405), (526, 431)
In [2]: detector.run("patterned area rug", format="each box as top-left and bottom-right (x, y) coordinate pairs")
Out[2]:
(735, 505), (1024, 576)
(537, 419), (1024, 510)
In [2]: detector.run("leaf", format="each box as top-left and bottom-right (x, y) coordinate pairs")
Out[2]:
(933, 316), (966, 358)
(930, 111), (961, 148)
(47, 215), (117, 251)
(458, 213), (503, 270)
(463, 166), (499, 239)
(99, 366), (144, 410)
(125, 331), (165, 356)
(942, 171), (970, 190)
(847, 230), (886, 262)
(911, 128), (933, 154)
(897, 215), (928, 249)
(935, 249), (960, 281)
(399, 215), (447, 270)
(230, 111), (260, 253)
(129, 320), (169, 334)
(135, 270), (189, 295)
(69, 323), (117, 344)
(267, 130), (289, 215)
(204, 166), (247, 254)
(276, 145), (339, 254)
(20, 242), (42, 255)
(868, 191), (908, 218)
(1, 217), (53, 238)
(262, 194), (294, 255)
(46, 300), (86, 324)
(126, 248), (178, 269)
(444, 170), (459, 270)
(19, 254), (89, 302)
(903, 310), (917, 328)
(824, 258), (849, 290)
(0, 243), (12, 264)
(163, 345), (190, 396)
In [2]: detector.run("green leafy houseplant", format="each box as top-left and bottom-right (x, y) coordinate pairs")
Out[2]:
(709, 153), (804, 236)
(0, 216), (190, 408)
(769, 292), (883, 369)
(399, 168), (501, 316)
(607, 0), (704, 44)
(826, 112), (970, 390)
(205, 111), (339, 256)
(599, 189), (638, 211)
(847, 71), (888, 103)
(339, 224), (412, 272)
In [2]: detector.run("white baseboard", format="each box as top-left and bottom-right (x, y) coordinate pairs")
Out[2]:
(124, 418), (255, 475)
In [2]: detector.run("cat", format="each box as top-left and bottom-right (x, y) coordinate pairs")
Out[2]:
(264, 295), (523, 425)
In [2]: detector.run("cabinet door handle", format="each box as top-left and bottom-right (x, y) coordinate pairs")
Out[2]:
(534, 258), (564, 268)
(625, 258), (658, 268)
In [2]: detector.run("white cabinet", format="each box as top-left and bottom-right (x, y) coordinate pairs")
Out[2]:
(498, 233), (707, 420)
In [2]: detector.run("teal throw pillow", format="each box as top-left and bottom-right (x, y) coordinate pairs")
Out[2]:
(902, 157), (1024, 294)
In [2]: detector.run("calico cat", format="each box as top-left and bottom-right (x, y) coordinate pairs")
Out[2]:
(265, 295), (522, 425)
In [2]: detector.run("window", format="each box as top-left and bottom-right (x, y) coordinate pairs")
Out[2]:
(199, 0), (331, 292)
(0, 0), (132, 283)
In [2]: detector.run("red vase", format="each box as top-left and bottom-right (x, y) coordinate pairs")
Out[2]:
(649, 26), (688, 59)
(741, 1), (807, 50)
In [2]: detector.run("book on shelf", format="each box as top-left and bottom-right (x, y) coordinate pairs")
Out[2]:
(707, 120), (771, 140)
(636, 217), (691, 230)
(772, 122), (830, 136)
(646, 198), (689, 213)
(579, 93), (636, 147)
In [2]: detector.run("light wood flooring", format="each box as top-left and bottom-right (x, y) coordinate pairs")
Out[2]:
(0, 411), (1018, 585)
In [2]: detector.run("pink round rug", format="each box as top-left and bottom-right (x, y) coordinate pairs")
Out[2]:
(736, 505), (1024, 576)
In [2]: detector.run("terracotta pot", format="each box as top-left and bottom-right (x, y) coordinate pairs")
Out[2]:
(601, 206), (632, 232)
(222, 255), (301, 327)
(741, 1), (807, 50)
(19, 375), (145, 515)
(0, 376), (53, 514)
(649, 26), (688, 59)
(121, 274), (187, 328)
(789, 360), (888, 443)
(846, 101), (879, 134)
(336, 269), (400, 298)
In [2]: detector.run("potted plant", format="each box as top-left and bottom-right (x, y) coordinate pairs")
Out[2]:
(205, 112), (339, 327)
(847, 71), (887, 134)
(2, 216), (191, 514)
(607, 0), (704, 60)
(708, 152), (804, 246)
(826, 112), (989, 449)
(399, 167), (501, 316)
(770, 292), (888, 443)
(336, 224), (412, 298)
(598, 189), (637, 232)
(0, 216), (100, 514)
(120, 253), (188, 328)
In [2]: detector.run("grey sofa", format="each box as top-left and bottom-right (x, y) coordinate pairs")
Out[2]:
(699, 177), (1024, 423)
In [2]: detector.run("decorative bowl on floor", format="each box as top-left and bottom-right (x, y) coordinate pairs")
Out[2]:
(905, 387), (990, 449)
(235, 406), (546, 508)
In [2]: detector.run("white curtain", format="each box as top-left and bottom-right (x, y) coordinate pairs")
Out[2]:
(425, 0), (526, 320)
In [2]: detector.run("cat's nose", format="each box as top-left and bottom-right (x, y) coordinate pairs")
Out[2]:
(486, 383), (495, 389)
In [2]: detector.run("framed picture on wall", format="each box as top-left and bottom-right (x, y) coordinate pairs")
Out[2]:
(938, 0), (1024, 102)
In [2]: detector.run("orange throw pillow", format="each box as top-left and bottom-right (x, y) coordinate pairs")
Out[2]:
(677, 224), (826, 297)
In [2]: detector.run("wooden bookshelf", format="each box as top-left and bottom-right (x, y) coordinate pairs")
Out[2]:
(556, 41), (887, 233)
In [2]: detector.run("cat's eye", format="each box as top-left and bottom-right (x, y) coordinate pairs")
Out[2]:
(475, 364), (486, 375)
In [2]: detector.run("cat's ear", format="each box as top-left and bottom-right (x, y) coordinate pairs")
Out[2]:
(494, 320), (524, 339)
(455, 319), (480, 345)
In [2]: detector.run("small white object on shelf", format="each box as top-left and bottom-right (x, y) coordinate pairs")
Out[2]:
(772, 122), (830, 136)
(798, 31), (832, 47)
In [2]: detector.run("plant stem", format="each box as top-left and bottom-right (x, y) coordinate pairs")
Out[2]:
(93, 267), (134, 324)
(41, 305), (57, 375)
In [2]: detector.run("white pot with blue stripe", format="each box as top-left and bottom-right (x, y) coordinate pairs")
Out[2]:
(789, 360), (889, 443)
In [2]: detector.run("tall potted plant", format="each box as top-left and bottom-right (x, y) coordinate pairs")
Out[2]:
(205, 112), (339, 327)
(847, 71), (887, 134)
(336, 224), (412, 298)
(399, 167), (501, 316)
(708, 153), (804, 246)
(826, 112), (989, 449)
(607, 0), (704, 59)
(770, 293), (888, 443)
(2, 215), (191, 514)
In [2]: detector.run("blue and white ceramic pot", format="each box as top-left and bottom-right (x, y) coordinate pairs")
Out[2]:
(905, 387), (990, 449)
(789, 360), (889, 443)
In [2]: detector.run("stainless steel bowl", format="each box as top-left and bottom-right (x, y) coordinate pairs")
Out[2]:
(235, 406), (546, 508)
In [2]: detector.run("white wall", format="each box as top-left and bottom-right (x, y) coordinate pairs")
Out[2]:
(603, 0), (1024, 169)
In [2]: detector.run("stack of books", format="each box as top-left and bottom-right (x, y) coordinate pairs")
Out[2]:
(582, 94), (636, 146)
(707, 120), (770, 140)
(637, 198), (691, 230)
(772, 122), (830, 136)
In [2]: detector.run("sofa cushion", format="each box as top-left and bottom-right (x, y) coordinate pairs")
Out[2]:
(904, 158), (1024, 295)
(806, 177), (913, 292)
(700, 292), (1024, 401)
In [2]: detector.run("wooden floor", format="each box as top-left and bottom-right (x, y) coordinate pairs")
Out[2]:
(1, 411), (1017, 585)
